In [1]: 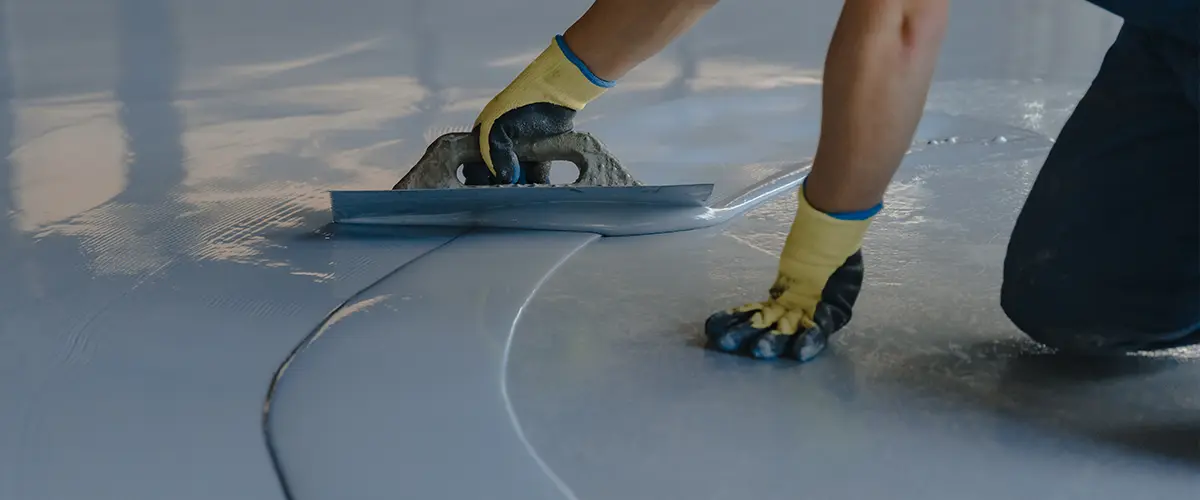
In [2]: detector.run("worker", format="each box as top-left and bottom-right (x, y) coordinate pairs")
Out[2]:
(464, 0), (1199, 361)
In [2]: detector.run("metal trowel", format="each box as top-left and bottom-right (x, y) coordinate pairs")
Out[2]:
(329, 131), (715, 226)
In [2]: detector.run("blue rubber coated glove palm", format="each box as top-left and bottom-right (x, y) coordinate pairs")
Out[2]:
(705, 185), (880, 361)
(463, 35), (613, 185)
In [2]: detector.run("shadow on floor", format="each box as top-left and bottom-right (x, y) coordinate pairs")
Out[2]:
(999, 349), (1200, 464)
(887, 337), (1200, 467)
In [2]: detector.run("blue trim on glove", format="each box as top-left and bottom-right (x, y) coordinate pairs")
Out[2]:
(802, 177), (883, 220)
(827, 204), (882, 220)
(555, 34), (616, 88)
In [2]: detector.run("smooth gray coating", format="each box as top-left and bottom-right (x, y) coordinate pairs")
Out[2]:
(2, 0), (1192, 500)
(269, 111), (1200, 500)
(391, 131), (642, 189)
(265, 230), (600, 499)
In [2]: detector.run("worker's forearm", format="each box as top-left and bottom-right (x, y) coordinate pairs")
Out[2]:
(804, 0), (949, 213)
(562, 0), (718, 81)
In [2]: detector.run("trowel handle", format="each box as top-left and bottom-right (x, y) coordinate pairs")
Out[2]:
(392, 131), (640, 190)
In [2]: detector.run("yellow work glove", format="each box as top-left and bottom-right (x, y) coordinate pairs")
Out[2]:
(463, 35), (613, 185)
(705, 183), (878, 361)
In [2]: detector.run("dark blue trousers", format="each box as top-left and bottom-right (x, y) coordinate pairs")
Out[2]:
(1001, 23), (1200, 354)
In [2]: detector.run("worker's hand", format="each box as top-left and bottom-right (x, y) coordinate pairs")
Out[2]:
(462, 35), (613, 185)
(704, 185), (879, 361)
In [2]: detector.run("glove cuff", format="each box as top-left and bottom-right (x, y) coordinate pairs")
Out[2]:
(495, 36), (612, 112)
(553, 34), (615, 89)
(777, 185), (875, 283)
(800, 176), (883, 220)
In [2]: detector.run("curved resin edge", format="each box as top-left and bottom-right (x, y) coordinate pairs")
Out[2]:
(260, 235), (464, 500)
(260, 231), (601, 500)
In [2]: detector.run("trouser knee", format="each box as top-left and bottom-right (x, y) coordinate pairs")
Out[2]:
(999, 25), (1199, 355)
(1001, 266), (1200, 355)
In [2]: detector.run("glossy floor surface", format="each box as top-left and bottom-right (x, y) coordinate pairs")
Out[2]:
(1, 1), (1196, 499)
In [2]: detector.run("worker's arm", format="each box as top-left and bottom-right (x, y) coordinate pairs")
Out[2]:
(805, 0), (950, 213)
(561, 0), (717, 81)
(465, 0), (719, 185)
(706, 0), (950, 361)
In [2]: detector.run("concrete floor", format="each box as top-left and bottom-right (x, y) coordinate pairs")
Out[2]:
(1, 0), (1196, 499)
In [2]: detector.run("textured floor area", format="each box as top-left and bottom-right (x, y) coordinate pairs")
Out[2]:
(1, 0), (1195, 499)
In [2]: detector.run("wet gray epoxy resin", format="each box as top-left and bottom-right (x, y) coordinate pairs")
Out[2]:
(269, 112), (1200, 500)
(264, 230), (602, 500)
(9, 1), (1195, 500)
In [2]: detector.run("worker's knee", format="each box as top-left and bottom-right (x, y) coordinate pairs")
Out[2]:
(1000, 266), (1200, 355)
(998, 24), (1199, 355)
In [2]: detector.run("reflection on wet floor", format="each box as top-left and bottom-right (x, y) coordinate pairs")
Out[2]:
(0, 0), (1193, 499)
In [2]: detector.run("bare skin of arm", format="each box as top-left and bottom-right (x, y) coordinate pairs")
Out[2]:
(804, 0), (950, 213)
(561, 0), (719, 81)
(559, 0), (949, 213)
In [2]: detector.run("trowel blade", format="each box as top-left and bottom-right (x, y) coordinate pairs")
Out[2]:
(330, 184), (714, 224)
